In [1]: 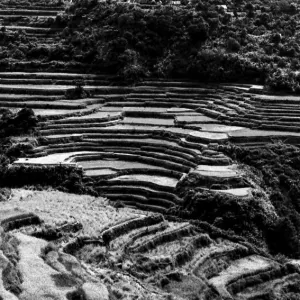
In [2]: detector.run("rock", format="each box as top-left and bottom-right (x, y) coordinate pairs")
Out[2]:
(45, 250), (68, 274)
(0, 209), (41, 231)
(201, 149), (220, 156)
(58, 251), (84, 278)
(0, 250), (9, 269)
(14, 233), (76, 300)
(80, 282), (109, 300)
(122, 260), (133, 271)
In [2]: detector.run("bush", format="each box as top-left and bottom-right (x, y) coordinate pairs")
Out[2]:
(220, 143), (300, 257)
(181, 190), (270, 242)
(267, 217), (300, 257)
(266, 69), (300, 93)
(0, 188), (11, 202)
(65, 80), (90, 99)
(227, 37), (241, 52)
(0, 108), (38, 138)
(0, 164), (97, 196)
(0, 0), (298, 88)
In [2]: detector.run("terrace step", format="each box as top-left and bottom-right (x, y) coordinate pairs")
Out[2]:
(82, 151), (189, 173)
(36, 184), (299, 300)
(0, 84), (103, 95)
(104, 193), (175, 209)
(130, 223), (195, 253)
(0, 6), (63, 11)
(36, 147), (188, 174)
(127, 202), (168, 213)
(41, 116), (121, 126)
(233, 272), (300, 299)
(5, 25), (62, 33)
(209, 255), (281, 299)
(140, 145), (197, 162)
(85, 138), (202, 159)
(83, 166), (181, 179)
(0, 101), (86, 109)
(108, 175), (177, 191)
(97, 185), (181, 203)
(78, 148), (197, 168)
(0, 72), (107, 79)
(0, 78), (109, 86)
(39, 124), (230, 143)
(42, 119), (120, 129)
(136, 81), (208, 88)
(0, 9), (60, 16)
(0, 94), (63, 101)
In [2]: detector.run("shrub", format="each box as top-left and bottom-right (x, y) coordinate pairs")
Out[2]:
(65, 80), (90, 99)
(227, 37), (241, 52)
(0, 188), (10, 202)
(0, 108), (38, 138)
(220, 143), (300, 257)
(266, 69), (300, 93)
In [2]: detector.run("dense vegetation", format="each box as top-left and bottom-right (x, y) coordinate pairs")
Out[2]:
(28, 0), (300, 89)
(1, 0), (300, 89)
(0, 108), (37, 138)
(1, 164), (98, 195)
(0, 108), (38, 162)
(0, 109), (37, 187)
(170, 142), (300, 258)
(0, 0), (63, 6)
(0, 109), (97, 195)
(2, 0), (300, 262)
(218, 143), (300, 258)
(175, 189), (272, 245)
(2, 116), (300, 258)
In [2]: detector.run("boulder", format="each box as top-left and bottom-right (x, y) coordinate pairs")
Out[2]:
(79, 282), (109, 300)
(58, 251), (84, 278)
(45, 250), (68, 274)
(0, 250), (9, 269)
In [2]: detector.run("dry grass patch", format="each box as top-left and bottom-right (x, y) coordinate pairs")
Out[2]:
(3, 189), (146, 237)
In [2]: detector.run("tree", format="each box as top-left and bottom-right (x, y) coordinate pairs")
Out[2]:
(227, 37), (241, 52)
(187, 18), (209, 42)
(268, 217), (300, 257)
(271, 32), (282, 44)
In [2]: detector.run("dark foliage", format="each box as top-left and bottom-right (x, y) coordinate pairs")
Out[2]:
(0, 109), (39, 180)
(45, 0), (300, 89)
(219, 142), (300, 257)
(168, 185), (272, 250)
(0, 164), (99, 196)
(0, 109), (98, 196)
(0, 0), (299, 90)
(0, 108), (38, 138)
(65, 80), (90, 99)
(183, 191), (269, 238)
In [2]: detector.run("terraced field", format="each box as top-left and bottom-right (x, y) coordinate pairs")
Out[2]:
(2, 1), (300, 298)
(12, 77), (300, 212)
(0, 0), (64, 49)
(0, 189), (299, 300)
(0, 10), (273, 209)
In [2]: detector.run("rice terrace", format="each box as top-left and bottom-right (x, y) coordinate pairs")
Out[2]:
(2, 0), (300, 299)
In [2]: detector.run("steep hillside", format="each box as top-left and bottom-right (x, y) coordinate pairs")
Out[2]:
(1, 0), (300, 90)
(1, 0), (300, 299)
(0, 189), (299, 300)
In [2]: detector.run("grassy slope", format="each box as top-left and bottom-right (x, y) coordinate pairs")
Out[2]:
(3, 189), (146, 236)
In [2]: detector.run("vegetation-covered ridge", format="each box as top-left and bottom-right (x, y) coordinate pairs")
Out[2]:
(1, 188), (300, 300)
(56, 0), (300, 90)
(0, 108), (38, 173)
(1, 0), (300, 90)
(219, 142), (300, 258)
(1, 0), (300, 298)
(6, 79), (300, 259)
(0, 108), (95, 196)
